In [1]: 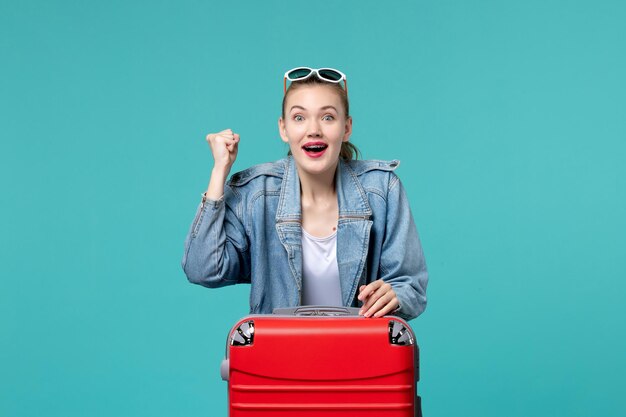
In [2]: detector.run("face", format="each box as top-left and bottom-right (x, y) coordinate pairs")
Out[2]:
(279, 84), (352, 177)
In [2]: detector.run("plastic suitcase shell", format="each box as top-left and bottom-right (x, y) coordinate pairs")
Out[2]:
(220, 306), (421, 417)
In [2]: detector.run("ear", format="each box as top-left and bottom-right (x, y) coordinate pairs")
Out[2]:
(342, 116), (353, 142)
(278, 117), (289, 143)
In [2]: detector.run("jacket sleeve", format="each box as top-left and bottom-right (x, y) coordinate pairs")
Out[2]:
(181, 186), (251, 287)
(380, 173), (428, 321)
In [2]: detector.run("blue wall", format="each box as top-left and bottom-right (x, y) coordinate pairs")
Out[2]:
(2, 1), (625, 416)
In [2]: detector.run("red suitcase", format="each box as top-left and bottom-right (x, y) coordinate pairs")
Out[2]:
(220, 306), (422, 417)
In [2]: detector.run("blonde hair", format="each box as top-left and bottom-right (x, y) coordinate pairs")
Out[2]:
(282, 76), (360, 160)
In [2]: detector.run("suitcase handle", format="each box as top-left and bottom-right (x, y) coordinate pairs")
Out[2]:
(272, 306), (362, 316)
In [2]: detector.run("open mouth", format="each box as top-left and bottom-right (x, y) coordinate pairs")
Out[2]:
(302, 142), (328, 156)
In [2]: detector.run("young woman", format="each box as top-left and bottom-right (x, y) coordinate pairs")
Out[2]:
(182, 67), (428, 320)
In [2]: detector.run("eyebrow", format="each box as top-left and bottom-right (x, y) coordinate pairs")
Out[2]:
(289, 105), (339, 112)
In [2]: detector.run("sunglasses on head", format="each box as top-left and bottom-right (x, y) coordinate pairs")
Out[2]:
(283, 67), (348, 94)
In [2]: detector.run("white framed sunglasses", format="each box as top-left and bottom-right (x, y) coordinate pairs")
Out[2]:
(283, 67), (348, 94)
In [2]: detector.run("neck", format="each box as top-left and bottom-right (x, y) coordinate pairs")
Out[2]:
(297, 162), (338, 204)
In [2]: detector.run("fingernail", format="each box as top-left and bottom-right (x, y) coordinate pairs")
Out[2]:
(358, 309), (363, 315)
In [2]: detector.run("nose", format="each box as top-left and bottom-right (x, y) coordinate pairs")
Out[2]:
(307, 120), (322, 137)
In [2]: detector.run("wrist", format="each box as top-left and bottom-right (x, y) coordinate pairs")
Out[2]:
(211, 164), (231, 178)
(205, 165), (230, 201)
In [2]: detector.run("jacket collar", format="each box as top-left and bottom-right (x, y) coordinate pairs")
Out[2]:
(275, 156), (372, 221)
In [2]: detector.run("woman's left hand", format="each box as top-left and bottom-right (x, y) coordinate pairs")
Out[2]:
(357, 280), (399, 318)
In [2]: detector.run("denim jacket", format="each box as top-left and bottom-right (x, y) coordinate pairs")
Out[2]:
(181, 156), (428, 320)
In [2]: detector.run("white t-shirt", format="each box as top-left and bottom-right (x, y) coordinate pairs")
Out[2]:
(301, 228), (343, 306)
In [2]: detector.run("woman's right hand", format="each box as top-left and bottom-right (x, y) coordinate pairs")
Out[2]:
(206, 128), (240, 172)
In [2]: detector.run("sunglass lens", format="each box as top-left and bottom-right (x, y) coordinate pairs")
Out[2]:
(318, 69), (343, 81)
(288, 68), (313, 80)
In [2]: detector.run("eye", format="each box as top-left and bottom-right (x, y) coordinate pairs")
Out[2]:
(293, 114), (304, 122)
(322, 114), (335, 121)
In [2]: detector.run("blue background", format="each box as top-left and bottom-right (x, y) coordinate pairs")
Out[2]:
(2, 1), (625, 416)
